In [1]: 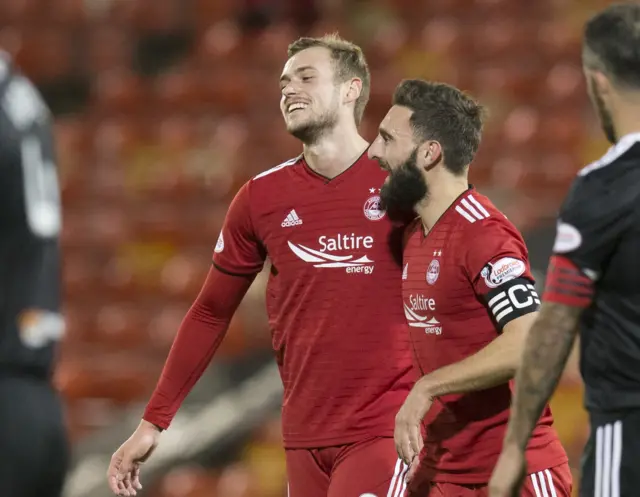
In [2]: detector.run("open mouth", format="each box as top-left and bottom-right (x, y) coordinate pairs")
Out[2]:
(287, 102), (308, 114)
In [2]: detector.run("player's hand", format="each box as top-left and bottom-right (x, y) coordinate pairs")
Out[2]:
(394, 384), (431, 465)
(405, 455), (420, 485)
(488, 443), (527, 497)
(107, 420), (161, 496)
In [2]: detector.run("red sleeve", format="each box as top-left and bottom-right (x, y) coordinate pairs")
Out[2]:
(542, 254), (595, 308)
(465, 221), (540, 330)
(212, 181), (266, 276)
(143, 265), (254, 429)
(465, 221), (534, 297)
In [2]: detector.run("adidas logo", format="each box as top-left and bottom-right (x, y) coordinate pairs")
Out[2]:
(281, 209), (303, 227)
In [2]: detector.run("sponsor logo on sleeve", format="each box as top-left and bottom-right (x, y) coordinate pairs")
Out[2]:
(214, 232), (224, 253)
(552, 221), (582, 253)
(481, 257), (526, 288)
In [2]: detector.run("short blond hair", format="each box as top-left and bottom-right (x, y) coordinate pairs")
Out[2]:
(288, 33), (370, 126)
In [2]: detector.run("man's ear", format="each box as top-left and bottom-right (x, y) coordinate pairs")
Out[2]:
(419, 140), (442, 171)
(344, 78), (362, 105)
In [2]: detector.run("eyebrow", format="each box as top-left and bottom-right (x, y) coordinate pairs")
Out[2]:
(279, 65), (317, 83)
(379, 127), (393, 140)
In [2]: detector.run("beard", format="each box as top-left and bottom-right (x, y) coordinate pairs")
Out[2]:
(589, 75), (617, 144)
(379, 148), (429, 223)
(287, 91), (340, 145)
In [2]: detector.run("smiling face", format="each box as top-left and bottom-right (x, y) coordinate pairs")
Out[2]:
(279, 46), (342, 144)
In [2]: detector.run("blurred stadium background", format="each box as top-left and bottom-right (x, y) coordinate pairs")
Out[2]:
(0, 0), (613, 495)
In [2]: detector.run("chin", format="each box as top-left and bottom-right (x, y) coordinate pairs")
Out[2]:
(286, 119), (309, 134)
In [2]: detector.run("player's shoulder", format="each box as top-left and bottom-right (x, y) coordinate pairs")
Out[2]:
(564, 135), (640, 219)
(235, 155), (302, 199)
(577, 133), (640, 180)
(251, 154), (303, 183)
(452, 189), (519, 237)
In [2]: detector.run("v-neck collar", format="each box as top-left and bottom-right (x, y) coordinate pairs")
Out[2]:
(300, 147), (370, 187)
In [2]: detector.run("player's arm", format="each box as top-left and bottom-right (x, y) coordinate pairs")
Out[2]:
(143, 181), (266, 430)
(142, 266), (255, 430)
(503, 180), (629, 451)
(412, 311), (538, 399)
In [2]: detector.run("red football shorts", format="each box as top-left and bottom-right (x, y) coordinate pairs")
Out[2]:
(286, 437), (407, 497)
(407, 462), (573, 496)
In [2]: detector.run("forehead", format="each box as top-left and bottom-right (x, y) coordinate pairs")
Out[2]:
(381, 105), (414, 137)
(281, 46), (334, 77)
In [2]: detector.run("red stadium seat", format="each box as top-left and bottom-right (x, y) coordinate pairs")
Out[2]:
(199, 66), (250, 113)
(193, 0), (235, 28)
(193, 20), (242, 62)
(60, 211), (93, 250)
(215, 463), (256, 497)
(364, 20), (409, 70)
(0, 27), (22, 58)
(160, 251), (208, 300)
(157, 465), (220, 497)
(129, 0), (184, 32)
(92, 304), (148, 350)
(83, 205), (132, 249)
(60, 354), (160, 404)
(251, 23), (298, 69)
(100, 252), (139, 300)
(541, 62), (586, 106)
(536, 109), (583, 153)
(152, 69), (204, 113)
(14, 28), (74, 82)
(86, 26), (134, 74)
(501, 106), (541, 147)
(420, 18), (466, 60)
(0, 0), (39, 24)
(46, 0), (86, 26)
(471, 0), (546, 19)
(55, 117), (91, 205)
(93, 69), (147, 115)
(145, 303), (190, 350)
(89, 116), (147, 167)
(129, 202), (190, 245)
(61, 304), (95, 346)
(535, 19), (582, 64)
(62, 253), (102, 300)
(468, 18), (527, 62)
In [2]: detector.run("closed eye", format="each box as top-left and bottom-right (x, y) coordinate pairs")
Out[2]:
(379, 129), (393, 143)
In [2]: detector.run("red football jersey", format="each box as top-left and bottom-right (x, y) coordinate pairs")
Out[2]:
(213, 152), (415, 448)
(402, 188), (567, 483)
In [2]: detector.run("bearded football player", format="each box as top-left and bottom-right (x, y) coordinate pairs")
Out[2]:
(369, 79), (572, 497)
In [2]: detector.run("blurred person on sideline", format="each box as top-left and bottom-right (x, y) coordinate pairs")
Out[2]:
(0, 50), (68, 497)
(368, 79), (572, 496)
(490, 3), (640, 496)
(107, 34), (416, 497)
